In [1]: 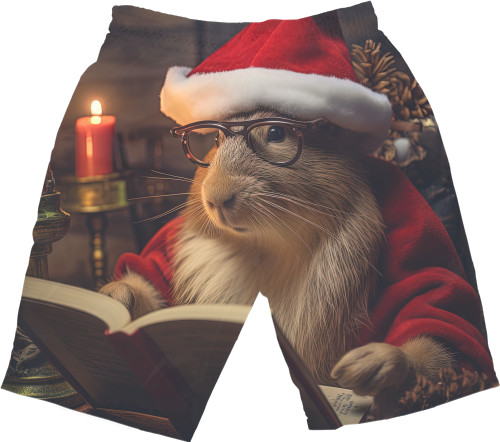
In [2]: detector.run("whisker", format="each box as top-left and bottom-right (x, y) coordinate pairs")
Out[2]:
(260, 198), (382, 277)
(249, 204), (275, 236)
(257, 192), (342, 220)
(148, 169), (203, 186)
(184, 206), (209, 229)
(261, 198), (334, 237)
(187, 204), (207, 218)
(129, 192), (193, 201)
(259, 191), (384, 263)
(251, 206), (302, 260)
(141, 176), (196, 185)
(200, 212), (213, 238)
(133, 198), (201, 223)
(259, 191), (386, 227)
(181, 204), (205, 219)
(254, 200), (313, 255)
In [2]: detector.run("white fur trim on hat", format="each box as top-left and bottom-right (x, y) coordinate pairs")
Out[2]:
(160, 66), (392, 153)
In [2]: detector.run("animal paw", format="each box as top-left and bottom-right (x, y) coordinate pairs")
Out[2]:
(330, 342), (412, 397)
(99, 272), (167, 319)
(99, 281), (136, 312)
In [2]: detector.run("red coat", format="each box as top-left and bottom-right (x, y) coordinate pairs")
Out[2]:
(115, 158), (496, 378)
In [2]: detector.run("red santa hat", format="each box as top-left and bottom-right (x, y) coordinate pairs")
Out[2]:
(160, 15), (392, 153)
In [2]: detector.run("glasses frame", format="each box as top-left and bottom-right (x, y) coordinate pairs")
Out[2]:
(170, 117), (328, 167)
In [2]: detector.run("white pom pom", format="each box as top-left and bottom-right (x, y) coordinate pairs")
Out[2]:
(393, 137), (411, 164)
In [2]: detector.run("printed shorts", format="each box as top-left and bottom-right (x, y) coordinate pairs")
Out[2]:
(2, 2), (497, 441)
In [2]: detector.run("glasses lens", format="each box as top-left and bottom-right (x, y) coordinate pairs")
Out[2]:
(186, 129), (220, 163)
(248, 124), (300, 164)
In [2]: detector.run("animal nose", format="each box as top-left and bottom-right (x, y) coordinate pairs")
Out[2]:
(207, 194), (237, 210)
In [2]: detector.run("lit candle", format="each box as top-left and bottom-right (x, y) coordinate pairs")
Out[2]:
(75, 100), (116, 177)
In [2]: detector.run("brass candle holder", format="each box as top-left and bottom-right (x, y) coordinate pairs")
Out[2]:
(2, 168), (82, 406)
(59, 172), (130, 289)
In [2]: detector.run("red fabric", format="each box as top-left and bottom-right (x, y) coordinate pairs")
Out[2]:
(115, 216), (183, 306)
(357, 158), (494, 377)
(115, 158), (496, 378)
(189, 16), (357, 82)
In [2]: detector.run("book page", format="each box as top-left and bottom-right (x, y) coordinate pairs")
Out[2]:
(22, 276), (131, 332)
(318, 385), (373, 425)
(141, 318), (247, 398)
(19, 288), (159, 414)
(121, 303), (251, 334)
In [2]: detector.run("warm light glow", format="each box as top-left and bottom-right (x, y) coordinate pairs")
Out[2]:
(91, 100), (103, 116)
(86, 133), (94, 159)
(90, 100), (102, 124)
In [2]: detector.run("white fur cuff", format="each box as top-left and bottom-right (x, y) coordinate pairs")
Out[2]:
(160, 66), (392, 153)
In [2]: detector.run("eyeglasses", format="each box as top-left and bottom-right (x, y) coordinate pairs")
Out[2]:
(170, 117), (328, 167)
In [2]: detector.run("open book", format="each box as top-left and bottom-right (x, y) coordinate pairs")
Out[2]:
(13, 277), (373, 440)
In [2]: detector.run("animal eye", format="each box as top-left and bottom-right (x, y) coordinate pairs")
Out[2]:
(267, 126), (286, 143)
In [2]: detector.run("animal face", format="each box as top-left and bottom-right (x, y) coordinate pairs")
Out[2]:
(184, 109), (373, 250)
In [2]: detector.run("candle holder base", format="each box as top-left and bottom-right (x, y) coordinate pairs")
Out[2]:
(59, 172), (130, 213)
(59, 172), (131, 289)
(2, 360), (83, 408)
(3, 168), (83, 407)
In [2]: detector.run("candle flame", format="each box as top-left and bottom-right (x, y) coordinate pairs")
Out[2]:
(91, 100), (103, 116)
(90, 100), (102, 124)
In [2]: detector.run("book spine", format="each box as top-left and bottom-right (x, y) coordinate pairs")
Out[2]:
(273, 322), (342, 429)
(106, 329), (195, 439)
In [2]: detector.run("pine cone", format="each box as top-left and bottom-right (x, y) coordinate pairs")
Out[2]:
(372, 127), (426, 167)
(389, 71), (433, 120)
(373, 138), (396, 163)
(351, 40), (434, 167)
(351, 40), (433, 121)
(351, 40), (396, 94)
(397, 367), (497, 416)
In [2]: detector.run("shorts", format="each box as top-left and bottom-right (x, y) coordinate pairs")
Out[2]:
(2, 2), (497, 441)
